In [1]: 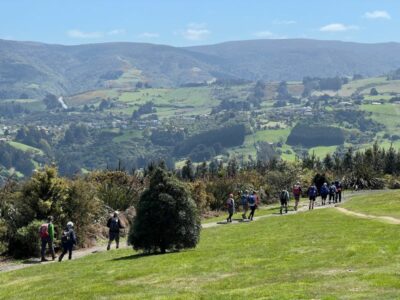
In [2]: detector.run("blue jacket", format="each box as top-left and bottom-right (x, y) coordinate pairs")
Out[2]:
(308, 186), (317, 197)
(320, 185), (329, 196)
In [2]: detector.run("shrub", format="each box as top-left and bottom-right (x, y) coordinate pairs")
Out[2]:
(89, 170), (144, 210)
(13, 220), (43, 258)
(128, 168), (201, 253)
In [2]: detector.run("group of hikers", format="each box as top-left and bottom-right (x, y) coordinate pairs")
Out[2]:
(39, 212), (124, 262)
(226, 190), (260, 222)
(226, 181), (343, 221)
(279, 181), (343, 213)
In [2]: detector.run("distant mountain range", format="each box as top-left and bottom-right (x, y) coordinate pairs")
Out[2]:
(1, 38), (400, 98)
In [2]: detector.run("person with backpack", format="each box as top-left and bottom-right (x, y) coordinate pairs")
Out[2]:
(39, 216), (56, 262)
(329, 182), (337, 204)
(335, 181), (343, 203)
(226, 193), (235, 223)
(107, 212), (124, 250)
(308, 184), (318, 210)
(320, 182), (329, 206)
(292, 182), (302, 211)
(240, 190), (249, 220)
(58, 221), (77, 262)
(279, 189), (290, 214)
(248, 191), (258, 221)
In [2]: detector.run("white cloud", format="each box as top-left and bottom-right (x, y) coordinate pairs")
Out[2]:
(67, 29), (103, 39)
(138, 32), (160, 38)
(319, 23), (358, 32)
(181, 23), (210, 41)
(253, 31), (274, 38)
(272, 20), (296, 25)
(67, 29), (125, 39)
(252, 31), (287, 39)
(364, 10), (391, 20)
(108, 29), (126, 36)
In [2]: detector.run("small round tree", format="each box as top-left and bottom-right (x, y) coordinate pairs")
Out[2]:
(128, 168), (201, 253)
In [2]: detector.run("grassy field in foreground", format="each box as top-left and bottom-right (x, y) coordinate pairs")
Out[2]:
(342, 190), (400, 219)
(1, 202), (400, 299)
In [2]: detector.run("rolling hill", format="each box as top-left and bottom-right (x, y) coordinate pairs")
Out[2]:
(2, 38), (400, 98)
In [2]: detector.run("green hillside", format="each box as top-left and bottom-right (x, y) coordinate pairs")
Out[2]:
(1, 192), (400, 299)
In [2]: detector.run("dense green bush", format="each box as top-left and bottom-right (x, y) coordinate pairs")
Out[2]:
(88, 170), (145, 210)
(129, 168), (201, 253)
(13, 220), (42, 258)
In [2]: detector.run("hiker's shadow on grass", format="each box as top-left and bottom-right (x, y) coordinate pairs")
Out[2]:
(112, 250), (181, 261)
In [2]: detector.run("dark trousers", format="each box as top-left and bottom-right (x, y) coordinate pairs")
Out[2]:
(336, 192), (342, 203)
(41, 238), (55, 259)
(280, 200), (288, 214)
(249, 206), (256, 220)
(227, 210), (234, 222)
(329, 193), (335, 203)
(107, 231), (120, 250)
(59, 244), (73, 261)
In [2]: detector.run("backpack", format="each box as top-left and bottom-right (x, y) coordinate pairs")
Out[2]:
(39, 223), (49, 239)
(329, 185), (336, 194)
(61, 229), (71, 243)
(293, 186), (301, 196)
(309, 187), (317, 197)
(321, 186), (329, 196)
(109, 218), (120, 232)
(280, 191), (288, 201)
(241, 195), (248, 205)
(248, 195), (256, 205)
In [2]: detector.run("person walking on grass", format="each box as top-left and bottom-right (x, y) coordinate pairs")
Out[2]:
(107, 212), (124, 250)
(59, 221), (77, 262)
(241, 190), (249, 220)
(329, 182), (337, 204)
(320, 182), (329, 206)
(292, 182), (302, 211)
(248, 191), (258, 221)
(226, 193), (235, 223)
(279, 189), (290, 214)
(308, 183), (317, 210)
(335, 181), (343, 203)
(39, 216), (56, 262)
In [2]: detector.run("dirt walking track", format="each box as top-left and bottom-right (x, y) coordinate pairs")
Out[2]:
(1, 190), (397, 273)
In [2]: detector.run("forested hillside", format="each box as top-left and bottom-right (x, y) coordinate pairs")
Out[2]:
(2, 38), (400, 98)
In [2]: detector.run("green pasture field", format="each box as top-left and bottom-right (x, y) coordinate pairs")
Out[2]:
(342, 190), (400, 219)
(8, 141), (44, 155)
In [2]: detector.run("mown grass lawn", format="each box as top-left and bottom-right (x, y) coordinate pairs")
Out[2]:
(1, 203), (400, 299)
(342, 190), (400, 219)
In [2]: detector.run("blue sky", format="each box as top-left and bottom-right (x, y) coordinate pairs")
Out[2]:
(0, 0), (399, 46)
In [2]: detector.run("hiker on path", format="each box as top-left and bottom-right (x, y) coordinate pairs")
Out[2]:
(248, 191), (258, 221)
(329, 182), (337, 204)
(107, 212), (124, 250)
(320, 182), (329, 206)
(292, 182), (302, 211)
(226, 194), (235, 223)
(39, 216), (56, 262)
(59, 221), (77, 262)
(240, 190), (249, 220)
(279, 189), (290, 214)
(335, 181), (343, 203)
(308, 184), (317, 210)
